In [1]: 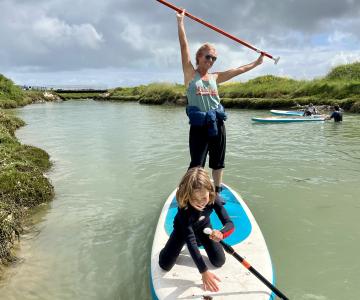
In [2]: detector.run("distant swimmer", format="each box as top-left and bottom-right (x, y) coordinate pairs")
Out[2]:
(326, 105), (343, 122)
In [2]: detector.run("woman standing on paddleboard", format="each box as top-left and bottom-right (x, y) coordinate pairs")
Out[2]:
(177, 10), (264, 193)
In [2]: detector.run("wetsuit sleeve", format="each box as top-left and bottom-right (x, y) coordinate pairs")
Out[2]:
(184, 225), (208, 273)
(213, 198), (234, 238)
(177, 210), (208, 273)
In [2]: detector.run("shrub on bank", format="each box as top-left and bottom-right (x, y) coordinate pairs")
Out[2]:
(136, 83), (184, 104)
(219, 75), (302, 99)
(0, 75), (23, 101)
(325, 62), (360, 81)
(145, 83), (183, 102)
(0, 75), (26, 109)
(0, 75), (48, 108)
(292, 80), (360, 99)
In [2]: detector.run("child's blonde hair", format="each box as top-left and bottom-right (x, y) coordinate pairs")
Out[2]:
(176, 167), (216, 209)
(195, 43), (216, 65)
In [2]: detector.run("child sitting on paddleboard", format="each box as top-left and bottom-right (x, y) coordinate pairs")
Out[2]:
(159, 167), (234, 292)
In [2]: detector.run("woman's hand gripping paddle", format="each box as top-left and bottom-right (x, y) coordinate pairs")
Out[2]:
(203, 228), (289, 300)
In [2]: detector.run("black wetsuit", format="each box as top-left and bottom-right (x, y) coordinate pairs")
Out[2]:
(159, 197), (234, 273)
(330, 111), (343, 122)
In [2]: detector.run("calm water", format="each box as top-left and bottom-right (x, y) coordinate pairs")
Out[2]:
(1, 100), (359, 300)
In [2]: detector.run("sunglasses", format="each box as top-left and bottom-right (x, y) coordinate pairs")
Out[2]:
(205, 54), (217, 62)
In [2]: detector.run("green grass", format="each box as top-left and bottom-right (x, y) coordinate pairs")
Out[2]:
(110, 83), (185, 104)
(0, 75), (50, 108)
(325, 62), (360, 81)
(0, 75), (26, 108)
(219, 75), (302, 98)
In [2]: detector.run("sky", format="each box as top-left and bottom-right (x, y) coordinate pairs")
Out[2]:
(1, 0), (360, 88)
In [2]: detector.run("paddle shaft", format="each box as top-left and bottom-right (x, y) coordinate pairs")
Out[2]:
(220, 240), (289, 300)
(156, 0), (279, 63)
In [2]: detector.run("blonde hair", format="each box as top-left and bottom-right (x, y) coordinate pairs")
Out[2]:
(176, 167), (216, 209)
(195, 43), (216, 65)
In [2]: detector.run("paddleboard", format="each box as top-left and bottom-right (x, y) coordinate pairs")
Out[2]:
(270, 109), (304, 116)
(150, 184), (274, 299)
(252, 116), (325, 123)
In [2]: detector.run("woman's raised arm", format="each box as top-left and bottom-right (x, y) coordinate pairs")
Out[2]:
(177, 10), (195, 87)
(216, 54), (264, 84)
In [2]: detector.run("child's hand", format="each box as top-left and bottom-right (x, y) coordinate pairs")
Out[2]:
(201, 270), (221, 292)
(209, 230), (223, 242)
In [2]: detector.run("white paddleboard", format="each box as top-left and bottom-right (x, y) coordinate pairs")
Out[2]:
(150, 184), (275, 299)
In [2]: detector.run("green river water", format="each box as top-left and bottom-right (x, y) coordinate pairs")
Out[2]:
(0, 100), (359, 300)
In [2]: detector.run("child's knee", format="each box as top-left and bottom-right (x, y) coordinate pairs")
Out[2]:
(159, 260), (173, 271)
(210, 254), (226, 268)
(159, 250), (175, 271)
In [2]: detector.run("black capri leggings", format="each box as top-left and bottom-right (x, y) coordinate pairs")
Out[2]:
(159, 227), (225, 272)
(189, 122), (226, 170)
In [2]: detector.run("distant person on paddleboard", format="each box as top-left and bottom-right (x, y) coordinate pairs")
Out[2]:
(326, 104), (343, 122)
(303, 103), (318, 116)
(159, 167), (234, 292)
(177, 10), (264, 195)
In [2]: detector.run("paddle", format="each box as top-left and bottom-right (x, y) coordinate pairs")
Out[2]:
(156, 0), (280, 64)
(203, 228), (289, 300)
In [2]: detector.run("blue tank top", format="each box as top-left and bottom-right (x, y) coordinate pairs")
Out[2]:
(186, 72), (220, 112)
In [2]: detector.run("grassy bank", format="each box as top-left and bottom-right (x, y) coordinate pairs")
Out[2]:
(0, 75), (51, 109)
(0, 75), (54, 267)
(106, 62), (360, 112)
(0, 110), (54, 266)
(55, 91), (104, 100)
(105, 83), (185, 104)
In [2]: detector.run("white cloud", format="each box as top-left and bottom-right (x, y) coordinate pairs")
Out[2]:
(330, 51), (360, 67)
(0, 0), (359, 86)
(328, 31), (352, 43)
(120, 21), (146, 51)
(33, 17), (103, 49)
